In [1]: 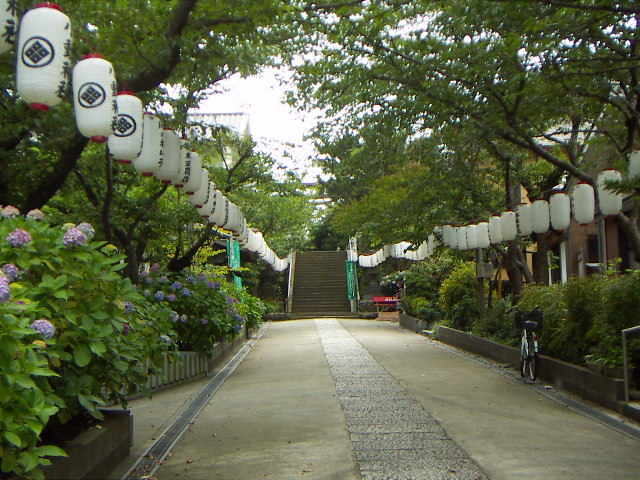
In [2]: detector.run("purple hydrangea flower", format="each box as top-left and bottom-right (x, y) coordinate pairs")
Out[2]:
(233, 324), (243, 333)
(179, 314), (187, 323)
(154, 291), (165, 301)
(30, 319), (56, 338)
(180, 288), (192, 296)
(200, 317), (209, 325)
(2, 264), (20, 282)
(7, 229), (32, 247)
(145, 277), (153, 284)
(26, 209), (45, 220)
(62, 227), (87, 247)
(206, 281), (220, 289)
(139, 270), (149, 277)
(122, 323), (131, 336)
(233, 313), (245, 324)
(150, 263), (160, 272)
(171, 281), (182, 291)
(0, 278), (10, 303)
(2, 205), (20, 219)
(167, 293), (177, 302)
(123, 301), (135, 313)
(196, 273), (206, 282)
(143, 289), (151, 297)
(160, 276), (169, 283)
(76, 222), (95, 238)
(185, 276), (196, 283)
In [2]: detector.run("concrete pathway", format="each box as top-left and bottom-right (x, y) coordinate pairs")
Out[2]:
(119, 319), (640, 479)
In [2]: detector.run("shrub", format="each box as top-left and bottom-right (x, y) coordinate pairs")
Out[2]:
(438, 262), (479, 331)
(471, 298), (517, 344)
(404, 252), (462, 302)
(0, 212), (176, 480)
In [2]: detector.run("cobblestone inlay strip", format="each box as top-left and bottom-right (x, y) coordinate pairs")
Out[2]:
(315, 319), (487, 480)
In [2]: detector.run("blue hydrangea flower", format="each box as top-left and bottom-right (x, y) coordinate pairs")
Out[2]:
(196, 273), (206, 282)
(2, 264), (20, 282)
(76, 222), (95, 238)
(170, 311), (179, 322)
(160, 276), (169, 283)
(154, 291), (165, 301)
(139, 270), (150, 277)
(160, 335), (172, 345)
(123, 301), (135, 313)
(171, 281), (182, 290)
(6, 228), (32, 247)
(30, 319), (56, 338)
(167, 293), (177, 302)
(143, 289), (151, 297)
(185, 276), (197, 283)
(62, 227), (87, 247)
(206, 281), (220, 289)
(233, 313), (245, 324)
(145, 277), (153, 284)
(122, 323), (131, 336)
(233, 325), (243, 333)
(200, 317), (209, 325)
(180, 288), (193, 297)
(0, 278), (10, 303)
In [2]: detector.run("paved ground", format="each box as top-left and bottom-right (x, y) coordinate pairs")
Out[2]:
(114, 319), (640, 480)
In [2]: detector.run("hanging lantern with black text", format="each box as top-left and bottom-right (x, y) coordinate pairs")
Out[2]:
(187, 169), (210, 208)
(1, 0), (17, 54)
(181, 151), (202, 194)
(16, 3), (71, 110)
(457, 226), (469, 250)
(108, 92), (143, 163)
(597, 169), (622, 217)
(500, 211), (517, 242)
(72, 54), (116, 143)
(476, 222), (490, 249)
(133, 114), (162, 175)
(571, 182), (595, 226)
(549, 192), (570, 231)
(531, 199), (550, 234)
(155, 129), (180, 183)
(488, 215), (503, 244)
(516, 203), (533, 237)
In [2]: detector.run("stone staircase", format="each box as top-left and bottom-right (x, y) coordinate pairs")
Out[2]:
(290, 251), (353, 316)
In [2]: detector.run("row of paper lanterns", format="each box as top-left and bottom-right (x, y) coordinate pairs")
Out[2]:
(353, 159), (640, 267)
(1, 3), (289, 272)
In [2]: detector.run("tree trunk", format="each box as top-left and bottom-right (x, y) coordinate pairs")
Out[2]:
(534, 234), (550, 284)
(504, 241), (523, 303)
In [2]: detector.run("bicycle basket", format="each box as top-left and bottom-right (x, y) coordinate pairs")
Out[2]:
(514, 309), (543, 330)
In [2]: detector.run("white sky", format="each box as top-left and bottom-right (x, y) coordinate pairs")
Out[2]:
(197, 68), (323, 182)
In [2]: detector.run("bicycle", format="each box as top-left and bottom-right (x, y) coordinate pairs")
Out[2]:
(515, 307), (543, 381)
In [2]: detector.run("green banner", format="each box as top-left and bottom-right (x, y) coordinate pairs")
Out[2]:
(227, 239), (242, 288)
(346, 260), (357, 300)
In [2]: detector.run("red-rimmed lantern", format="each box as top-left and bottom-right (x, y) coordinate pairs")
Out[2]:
(488, 214), (503, 244)
(108, 92), (143, 163)
(155, 129), (180, 183)
(16, 3), (71, 110)
(476, 222), (490, 249)
(550, 192), (570, 231)
(531, 199), (550, 234)
(516, 203), (532, 237)
(571, 182), (595, 226)
(134, 113), (162, 175)
(72, 54), (116, 143)
(597, 169), (622, 217)
(500, 211), (517, 241)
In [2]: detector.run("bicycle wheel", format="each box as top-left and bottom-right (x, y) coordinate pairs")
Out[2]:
(519, 335), (529, 378)
(527, 344), (538, 381)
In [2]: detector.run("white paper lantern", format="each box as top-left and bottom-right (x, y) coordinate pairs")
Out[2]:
(488, 215), (503, 244)
(0, 0), (17, 53)
(500, 211), (517, 242)
(72, 54), (117, 143)
(168, 138), (190, 187)
(196, 191), (215, 219)
(206, 188), (224, 224)
(428, 233), (440, 253)
(628, 149), (640, 180)
(457, 226), (469, 250)
(16, 4), (71, 110)
(476, 222), (490, 249)
(531, 199), (550, 234)
(516, 204), (533, 237)
(155, 129), (180, 183)
(597, 169), (623, 216)
(442, 225), (455, 247)
(550, 192), (570, 231)
(466, 224), (478, 250)
(134, 114), (162, 175)
(187, 169), (210, 208)
(108, 92), (143, 163)
(181, 151), (203, 194)
(571, 182), (595, 225)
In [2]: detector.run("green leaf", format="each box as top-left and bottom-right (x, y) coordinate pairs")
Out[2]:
(88, 341), (106, 356)
(73, 344), (92, 367)
(24, 417), (44, 436)
(34, 445), (68, 458)
(52, 289), (70, 300)
(12, 374), (36, 390)
(3, 431), (21, 448)
(18, 450), (39, 472)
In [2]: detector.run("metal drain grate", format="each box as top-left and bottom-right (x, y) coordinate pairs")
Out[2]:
(122, 323), (271, 480)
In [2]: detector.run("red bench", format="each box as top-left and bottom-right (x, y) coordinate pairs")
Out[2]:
(373, 296), (398, 312)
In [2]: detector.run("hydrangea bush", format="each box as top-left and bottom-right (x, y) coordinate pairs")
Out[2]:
(0, 209), (178, 480)
(141, 265), (266, 355)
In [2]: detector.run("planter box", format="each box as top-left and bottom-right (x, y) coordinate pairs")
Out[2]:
(43, 410), (132, 480)
(433, 326), (625, 412)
